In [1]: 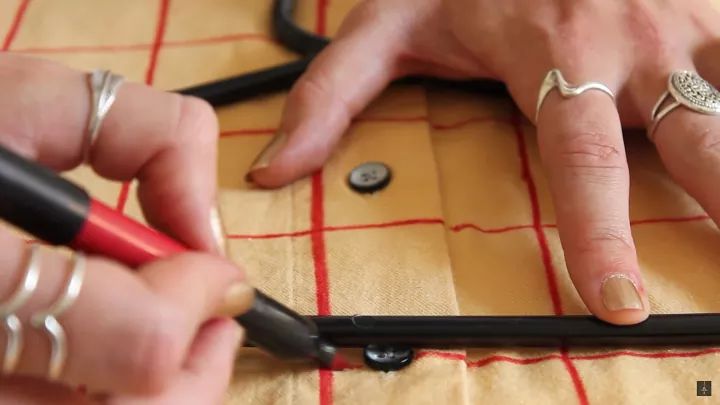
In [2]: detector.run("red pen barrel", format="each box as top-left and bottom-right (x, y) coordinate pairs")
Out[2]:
(71, 199), (187, 267)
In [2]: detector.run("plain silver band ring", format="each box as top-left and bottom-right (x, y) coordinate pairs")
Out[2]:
(30, 252), (86, 381)
(0, 244), (41, 374)
(84, 69), (124, 163)
(535, 68), (616, 122)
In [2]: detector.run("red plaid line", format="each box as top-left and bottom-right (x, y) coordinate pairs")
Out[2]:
(116, 0), (170, 212)
(12, 33), (274, 54)
(227, 214), (710, 240)
(2, 0), (30, 51)
(512, 111), (589, 405)
(312, 3), (333, 405)
(337, 347), (720, 371)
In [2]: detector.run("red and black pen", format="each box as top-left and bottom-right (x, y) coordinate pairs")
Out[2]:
(0, 144), (348, 370)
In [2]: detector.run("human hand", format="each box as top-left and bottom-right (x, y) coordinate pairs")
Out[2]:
(0, 53), (246, 403)
(245, 0), (720, 325)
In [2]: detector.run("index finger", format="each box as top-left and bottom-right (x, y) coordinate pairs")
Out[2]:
(534, 70), (650, 325)
(0, 53), (223, 254)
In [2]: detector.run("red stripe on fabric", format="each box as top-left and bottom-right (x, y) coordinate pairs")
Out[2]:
(220, 128), (277, 137)
(337, 347), (720, 371)
(468, 354), (561, 368)
(227, 218), (444, 240)
(571, 348), (720, 361)
(146, 0), (170, 85)
(325, 218), (444, 232)
(512, 113), (563, 315)
(116, 0), (169, 212)
(416, 350), (467, 361)
(116, 183), (131, 212)
(15, 43), (149, 54)
(512, 111), (588, 405)
(431, 116), (509, 130)
(226, 213), (709, 240)
(450, 223), (535, 233)
(314, 2), (332, 404)
(560, 348), (589, 405)
(630, 214), (710, 226)
(12, 32), (275, 54)
(354, 115), (429, 124)
(217, 115), (512, 139)
(2, 0), (30, 51)
(163, 32), (274, 47)
(311, 171), (331, 315)
(316, 0), (329, 36)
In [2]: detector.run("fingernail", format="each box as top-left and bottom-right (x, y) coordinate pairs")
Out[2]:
(217, 282), (256, 317)
(601, 274), (643, 311)
(210, 205), (227, 256)
(245, 131), (287, 181)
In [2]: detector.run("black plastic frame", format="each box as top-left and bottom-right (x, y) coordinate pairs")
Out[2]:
(311, 315), (720, 348)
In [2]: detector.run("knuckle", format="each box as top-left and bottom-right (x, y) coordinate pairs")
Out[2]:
(291, 74), (352, 122)
(124, 304), (185, 393)
(624, 1), (671, 61)
(572, 225), (635, 256)
(172, 95), (219, 146)
(555, 131), (627, 183)
(292, 74), (334, 105)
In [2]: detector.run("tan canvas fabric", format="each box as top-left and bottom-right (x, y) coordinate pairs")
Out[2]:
(2, 1), (720, 404)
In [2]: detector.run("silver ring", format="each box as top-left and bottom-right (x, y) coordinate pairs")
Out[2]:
(648, 70), (720, 141)
(0, 244), (41, 374)
(30, 252), (86, 381)
(535, 68), (615, 122)
(84, 69), (124, 163)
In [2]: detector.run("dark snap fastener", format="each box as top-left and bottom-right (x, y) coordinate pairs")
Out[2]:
(363, 344), (413, 372)
(347, 162), (391, 194)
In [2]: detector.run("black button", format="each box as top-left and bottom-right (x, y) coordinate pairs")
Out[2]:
(363, 344), (413, 372)
(347, 162), (391, 194)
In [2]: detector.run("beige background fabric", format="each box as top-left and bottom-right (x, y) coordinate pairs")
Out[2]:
(2, 1), (720, 404)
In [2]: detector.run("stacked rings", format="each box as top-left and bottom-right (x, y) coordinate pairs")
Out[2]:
(0, 244), (86, 381)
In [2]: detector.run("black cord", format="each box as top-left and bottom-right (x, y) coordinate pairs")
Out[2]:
(272, 0), (328, 55)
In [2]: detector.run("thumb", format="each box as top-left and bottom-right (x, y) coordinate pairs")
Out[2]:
(245, 16), (406, 187)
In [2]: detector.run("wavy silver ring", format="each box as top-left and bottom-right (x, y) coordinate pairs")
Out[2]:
(648, 70), (720, 142)
(0, 244), (41, 374)
(535, 68), (616, 122)
(30, 252), (86, 381)
(84, 69), (124, 163)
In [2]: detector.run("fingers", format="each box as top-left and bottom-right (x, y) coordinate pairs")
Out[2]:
(0, 230), (244, 395)
(111, 318), (242, 405)
(642, 67), (720, 233)
(535, 76), (649, 325)
(0, 53), (223, 254)
(245, 4), (406, 187)
(0, 320), (241, 405)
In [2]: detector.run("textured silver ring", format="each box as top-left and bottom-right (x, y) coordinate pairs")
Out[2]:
(648, 70), (720, 141)
(0, 244), (41, 374)
(535, 68), (615, 122)
(84, 69), (124, 162)
(30, 252), (86, 381)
